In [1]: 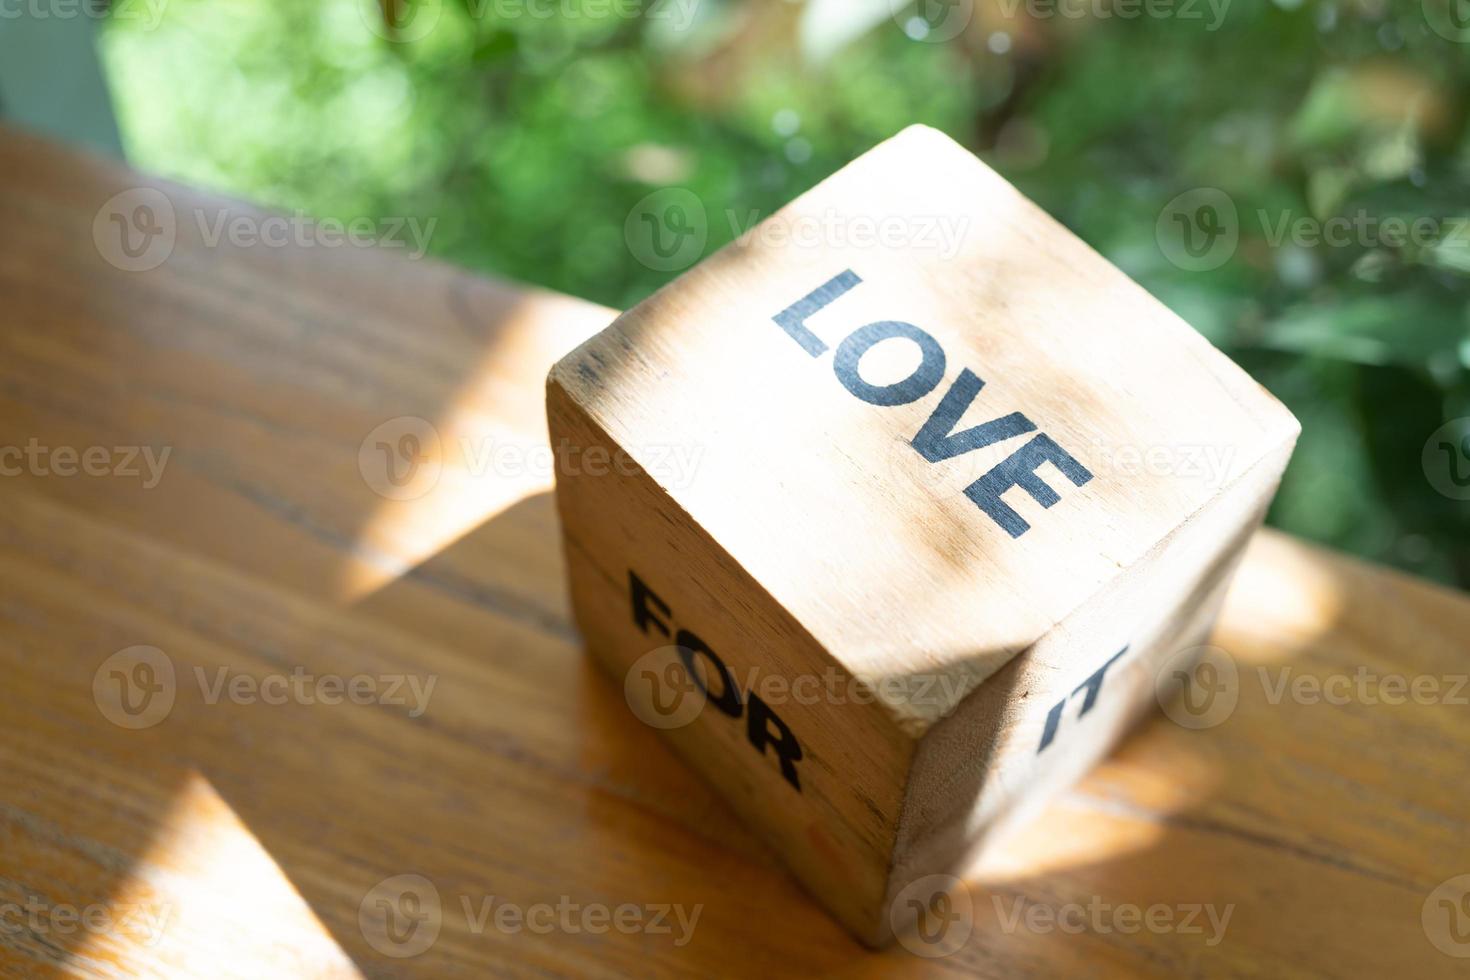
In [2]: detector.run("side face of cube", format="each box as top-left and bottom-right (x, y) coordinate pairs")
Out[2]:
(547, 379), (915, 943)
(547, 124), (1299, 946)
(886, 436), (1295, 927)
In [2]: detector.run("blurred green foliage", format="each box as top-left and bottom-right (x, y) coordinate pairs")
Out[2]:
(101, 0), (1470, 586)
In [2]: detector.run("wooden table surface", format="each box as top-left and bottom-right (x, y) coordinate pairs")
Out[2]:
(2, 127), (1468, 979)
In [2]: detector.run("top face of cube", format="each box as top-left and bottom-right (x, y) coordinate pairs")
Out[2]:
(551, 126), (1298, 733)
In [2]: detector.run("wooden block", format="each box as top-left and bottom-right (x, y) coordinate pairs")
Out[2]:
(546, 126), (1298, 947)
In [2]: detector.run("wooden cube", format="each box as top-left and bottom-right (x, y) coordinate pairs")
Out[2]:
(547, 126), (1298, 947)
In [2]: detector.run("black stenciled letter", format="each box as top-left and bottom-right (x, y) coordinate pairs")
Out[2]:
(675, 628), (743, 718)
(833, 321), (947, 407)
(912, 368), (1037, 461)
(630, 569), (671, 638)
(771, 269), (862, 357)
(746, 691), (803, 791)
(966, 434), (1093, 538)
(1038, 646), (1130, 753)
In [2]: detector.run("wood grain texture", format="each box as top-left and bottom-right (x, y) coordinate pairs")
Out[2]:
(551, 126), (1299, 733)
(547, 127), (1300, 943)
(1, 126), (1468, 978)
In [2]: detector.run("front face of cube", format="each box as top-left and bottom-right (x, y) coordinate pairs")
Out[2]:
(548, 379), (913, 942)
(548, 127), (1297, 945)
